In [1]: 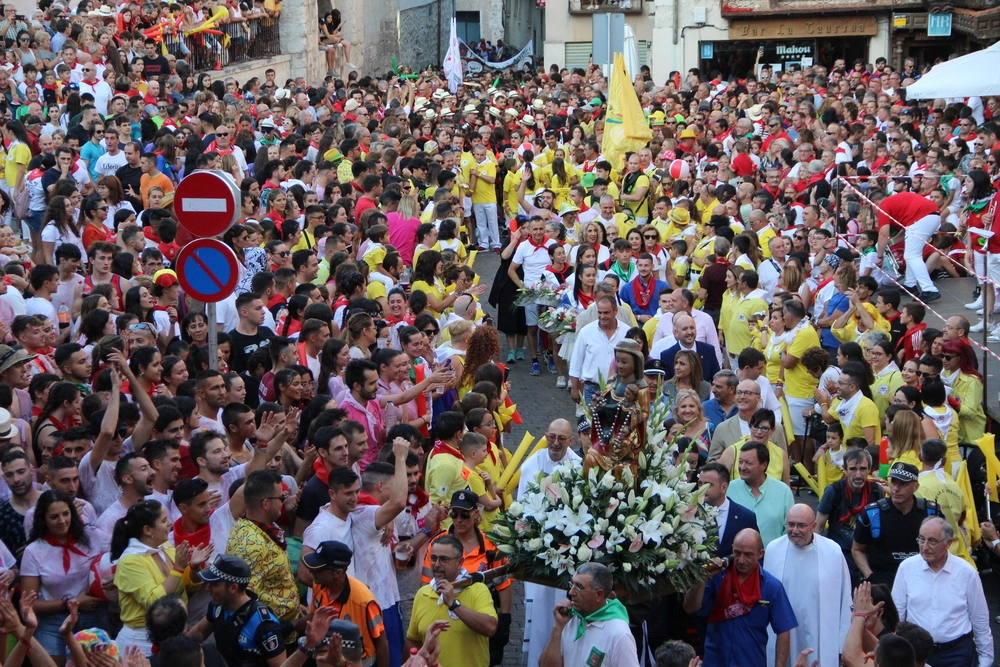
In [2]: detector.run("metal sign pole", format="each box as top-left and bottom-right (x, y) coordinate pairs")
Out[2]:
(208, 302), (218, 371)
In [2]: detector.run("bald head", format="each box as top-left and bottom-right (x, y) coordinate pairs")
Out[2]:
(545, 418), (574, 461)
(732, 528), (764, 576)
(454, 294), (475, 318)
(673, 313), (696, 346)
(786, 503), (816, 547)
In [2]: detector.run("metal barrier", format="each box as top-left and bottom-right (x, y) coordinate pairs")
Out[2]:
(168, 16), (281, 72)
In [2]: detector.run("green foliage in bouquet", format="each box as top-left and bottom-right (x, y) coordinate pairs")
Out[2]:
(488, 397), (718, 597)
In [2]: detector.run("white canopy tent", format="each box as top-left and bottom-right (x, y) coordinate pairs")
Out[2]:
(905, 41), (1000, 99)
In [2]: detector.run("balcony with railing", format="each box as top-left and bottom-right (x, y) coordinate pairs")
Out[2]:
(161, 17), (282, 73)
(569, 0), (642, 13)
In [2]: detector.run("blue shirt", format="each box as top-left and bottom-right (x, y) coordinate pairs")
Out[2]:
(697, 566), (798, 667)
(703, 398), (737, 429)
(726, 477), (794, 547)
(820, 292), (850, 348)
(80, 141), (105, 182)
(618, 276), (669, 317)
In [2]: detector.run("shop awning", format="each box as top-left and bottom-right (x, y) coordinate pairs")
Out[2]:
(905, 41), (1000, 99)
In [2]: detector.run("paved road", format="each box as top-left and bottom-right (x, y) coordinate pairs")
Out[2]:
(468, 251), (1000, 666)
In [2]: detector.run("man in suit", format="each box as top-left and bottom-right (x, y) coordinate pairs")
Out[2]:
(708, 380), (787, 462)
(699, 462), (758, 558)
(659, 313), (721, 382)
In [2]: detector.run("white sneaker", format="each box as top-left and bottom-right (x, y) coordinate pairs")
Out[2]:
(988, 324), (1000, 342)
(971, 319), (989, 333)
(556, 375), (567, 388)
(976, 308), (985, 315)
(966, 296), (984, 310)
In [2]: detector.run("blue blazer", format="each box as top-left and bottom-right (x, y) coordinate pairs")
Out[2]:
(659, 341), (721, 382)
(716, 500), (758, 559)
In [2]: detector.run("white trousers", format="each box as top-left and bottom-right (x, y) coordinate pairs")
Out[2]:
(473, 202), (500, 249)
(903, 213), (941, 293)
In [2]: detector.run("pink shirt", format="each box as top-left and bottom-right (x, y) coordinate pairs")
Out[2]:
(342, 394), (385, 473)
(387, 212), (421, 266)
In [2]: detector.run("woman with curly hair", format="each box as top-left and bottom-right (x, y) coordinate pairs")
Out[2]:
(459, 325), (500, 396)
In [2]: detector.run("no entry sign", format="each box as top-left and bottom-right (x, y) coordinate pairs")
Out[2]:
(175, 238), (240, 303)
(174, 170), (240, 238)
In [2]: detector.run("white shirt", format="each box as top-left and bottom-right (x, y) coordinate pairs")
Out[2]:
(568, 319), (630, 383)
(892, 553), (993, 666)
(303, 506), (357, 578)
(715, 498), (731, 542)
(560, 615), (640, 667)
(79, 451), (121, 516)
(512, 238), (556, 285)
(20, 533), (102, 601)
(25, 296), (57, 322)
(93, 150), (128, 179)
(210, 501), (237, 557)
(148, 488), (181, 522)
(350, 504), (400, 608)
(757, 257), (784, 302)
(78, 79), (114, 116)
(94, 498), (129, 536)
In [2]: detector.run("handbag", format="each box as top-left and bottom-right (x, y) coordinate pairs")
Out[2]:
(12, 185), (29, 220)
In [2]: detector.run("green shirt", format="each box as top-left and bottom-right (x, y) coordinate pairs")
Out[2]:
(726, 477), (794, 547)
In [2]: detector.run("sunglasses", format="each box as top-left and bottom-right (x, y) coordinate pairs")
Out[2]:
(941, 354), (956, 360)
(449, 509), (472, 519)
(216, 131), (230, 136)
(643, 235), (658, 240)
(273, 250), (290, 257)
(128, 322), (155, 333)
(422, 328), (438, 336)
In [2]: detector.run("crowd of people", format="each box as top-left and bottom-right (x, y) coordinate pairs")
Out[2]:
(0, 3), (991, 665)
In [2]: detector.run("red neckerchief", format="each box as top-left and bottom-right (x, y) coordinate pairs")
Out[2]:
(577, 290), (595, 310)
(44, 534), (87, 573)
(312, 457), (330, 485)
(632, 275), (655, 309)
(385, 313), (414, 326)
(410, 363), (429, 437)
(358, 491), (380, 506)
(431, 440), (464, 460)
(840, 481), (871, 524)
(715, 256), (729, 265)
(545, 264), (571, 284)
(525, 234), (550, 251)
(707, 563), (762, 622)
(48, 414), (79, 431)
(158, 241), (180, 262)
(172, 517), (211, 548)
(206, 141), (233, 156)
(408, 485), (429, 513)
(815, 275), (835, 294)
(249, 519), (286, 550)
(332, 296), (349, 311)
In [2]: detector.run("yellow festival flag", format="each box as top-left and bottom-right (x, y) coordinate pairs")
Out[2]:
(601, 53), (652, 172)
(955, 461), (981, 546)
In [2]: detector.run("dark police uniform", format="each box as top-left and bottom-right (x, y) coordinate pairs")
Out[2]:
(853, 496), (940, 586)
(208, 592), (286, 667)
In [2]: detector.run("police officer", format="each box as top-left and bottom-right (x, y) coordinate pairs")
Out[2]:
(189, 555), (287, 667)
(851, 462), (940, 587)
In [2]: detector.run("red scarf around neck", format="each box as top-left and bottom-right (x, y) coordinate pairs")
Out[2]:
(707, 563), (762, 622)
(312, 457), (331, 485)
(45, 534), (87, 574)
(577, 290), (595, 310)
(631, 275), (655, 310)
(173, 517), (211, 548)
(841, 481), (872, 524)
(431, 440), (464, 460)
(526, 235), (550, 251)
(358, 491), (380, 506)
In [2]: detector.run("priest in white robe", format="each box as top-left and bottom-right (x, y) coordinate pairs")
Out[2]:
(764, 503), (852, 667)
(517, 418), (583, 667)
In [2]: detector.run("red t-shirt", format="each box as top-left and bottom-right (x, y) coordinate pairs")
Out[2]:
(876, 192), (940, 230)
(355, 195), (377, 225)
(731, 153), (756, 177)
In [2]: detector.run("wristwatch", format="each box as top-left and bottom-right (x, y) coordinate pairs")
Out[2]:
(297, 637), (316, 657)
(448, 599), (462, 612)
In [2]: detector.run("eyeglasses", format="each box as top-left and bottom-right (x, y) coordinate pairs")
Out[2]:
(569, 582), (594, 592)
(915, 536), (945, 547)
(546, 432), (572, 443)
(750, 424), (773, 432)
(448, 509), (472, 520)
(264, 493), (289, 503)
(735, 390), (760, 397)
(428, 554), (457, 563)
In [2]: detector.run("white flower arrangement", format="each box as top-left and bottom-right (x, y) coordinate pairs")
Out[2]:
(488, 399), (718, 598)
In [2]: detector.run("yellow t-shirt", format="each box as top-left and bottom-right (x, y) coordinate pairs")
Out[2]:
(502, 171), (520, 217)
(407, 583), (496, 667)
(620, 173), (651, 218)
(829, 395), (882, 442)
(870, 369), (904, 422)
(410, 278), (445, 317)
(464, 465), (497, 531)
(471, 161), (497, 205)
(923, 405), (961, 470)
(691, 235), (716, 273)
(696, 197), (720, 226)
(426, 451), (470, 530)
(458, 152), (475, 195)
(723, 293), (768, 358)
(757, 226), (777, 259)
(5, 141), (29, 188)
(784, 325), (821, 399)
(725, 437), (785, 481)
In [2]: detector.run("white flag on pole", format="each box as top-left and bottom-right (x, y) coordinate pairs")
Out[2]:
(443, 17), (462, 93)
